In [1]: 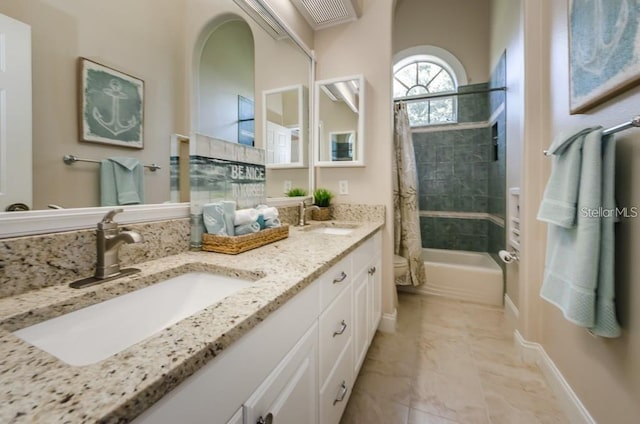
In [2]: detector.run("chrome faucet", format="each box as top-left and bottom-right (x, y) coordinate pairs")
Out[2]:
(298, 201), (320, 226)
(95, 209), (143, 279)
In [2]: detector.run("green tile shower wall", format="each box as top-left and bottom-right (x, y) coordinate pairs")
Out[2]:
(488, 110), (506, 219)
(414, 127), (491, 213)
(457, 83), (489, 123)
(489, 53), (507, 220)
(420, 217), (488, 252)
(414, 52), (507, 254)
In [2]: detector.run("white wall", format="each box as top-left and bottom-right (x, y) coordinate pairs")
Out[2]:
(315, 0), (396, 314)
(393, 0), (491, 83)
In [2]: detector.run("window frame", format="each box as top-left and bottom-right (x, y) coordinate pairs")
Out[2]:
(392, 47), (468, 128)
(394, 58), (457, 126)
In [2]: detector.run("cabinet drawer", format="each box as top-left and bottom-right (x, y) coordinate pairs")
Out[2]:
(319, 285), (352, 385)
(352, 237), (374, 276)
(319, 255), (352, 311)
(319, 339), (354, 424)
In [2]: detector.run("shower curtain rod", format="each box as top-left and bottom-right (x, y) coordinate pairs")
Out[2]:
(543, 116), (640, 156)
(393, 86), (506, 103)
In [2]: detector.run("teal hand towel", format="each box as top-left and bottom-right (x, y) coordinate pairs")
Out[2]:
(264, 217), (281, 228)
(234, 222), (260, 236)
(222, 201), (236, 236)
(592, 135), (621, 337)
(257, 214), (266, 229)
(537, 126), (599, 228)
(538, 128), (621, 337)
(202, 202), (227, 235)
(100, 157), (145, 206)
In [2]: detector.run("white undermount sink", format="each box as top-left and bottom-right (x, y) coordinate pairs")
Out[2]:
(13, 272), (253, 366)
(310, 227), (354, 235)
(304, 222), (359, 236)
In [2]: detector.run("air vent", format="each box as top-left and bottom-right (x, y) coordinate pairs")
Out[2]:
(233, 0), (289, 40)
(291, 0), (359, 30)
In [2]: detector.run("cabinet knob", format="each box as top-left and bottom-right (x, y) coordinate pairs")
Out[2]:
(257, 413), (273, 424)
(332, 320), (347, 337)
(333, 381), (348, 405)
(368, 266), (376, 275)
(333, 271), (347, 284)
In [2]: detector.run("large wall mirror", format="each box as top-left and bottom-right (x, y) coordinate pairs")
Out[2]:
(315, 75), (365, 167)
(0, 0), (312, 236)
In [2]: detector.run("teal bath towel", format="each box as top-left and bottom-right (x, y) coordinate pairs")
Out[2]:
(101, 157), (145, 206)
(538, 128), (621, 337)
(202, 202), (227, 235)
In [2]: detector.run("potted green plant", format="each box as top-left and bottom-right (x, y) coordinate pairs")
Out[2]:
(312, 188), (333, 221)
(286, 187), (307, 197)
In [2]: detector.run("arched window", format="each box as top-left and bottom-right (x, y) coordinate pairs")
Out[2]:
(393, 47), (466, 127)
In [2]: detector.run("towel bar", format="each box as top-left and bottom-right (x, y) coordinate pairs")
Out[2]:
(63, 154), (161, 171)
(543, 115), (640, 156)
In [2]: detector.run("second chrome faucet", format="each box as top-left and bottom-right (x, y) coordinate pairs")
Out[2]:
(298, 201), (320, 226)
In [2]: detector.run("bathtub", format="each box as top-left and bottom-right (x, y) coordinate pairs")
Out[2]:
(418, 248), (503, 306)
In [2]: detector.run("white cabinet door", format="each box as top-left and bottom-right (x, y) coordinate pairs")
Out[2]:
(353, 270), (368, 374)
(319, 339), (353, 424)
(226, 408), (242, 424)
(319, 283), (352, 386)
(244, 323), (318, 424)
(0, 13), (32, 211)
(368, 254), (382, 340)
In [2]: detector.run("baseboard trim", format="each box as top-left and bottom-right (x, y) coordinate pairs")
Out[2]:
(514, 331), (596, 424)
(504, 294), (519, 331)
(378, 308), (397, 333)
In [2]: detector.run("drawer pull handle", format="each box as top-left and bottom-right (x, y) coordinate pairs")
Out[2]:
(333, 381), (348, 405)
(257, 413), (273, 424)
(333, 320), (347, 337)
(333, 271), (347, 284)
(368, 266), (376, 275)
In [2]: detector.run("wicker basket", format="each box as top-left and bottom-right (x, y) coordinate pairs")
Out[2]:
(312, 207), (331, 221)
(201, 225), (289, 255)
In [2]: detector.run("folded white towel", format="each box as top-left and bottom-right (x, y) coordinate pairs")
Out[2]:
(234, 208), (259, 226)
(256, 205), (279, 220)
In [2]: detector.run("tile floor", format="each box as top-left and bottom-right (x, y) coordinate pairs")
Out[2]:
(340, 292), (568, 424)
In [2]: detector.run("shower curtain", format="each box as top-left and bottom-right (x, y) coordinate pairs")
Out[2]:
(393, 102), (426, 287)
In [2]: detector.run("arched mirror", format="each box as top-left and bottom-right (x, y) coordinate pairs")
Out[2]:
(193, 3), (313, 200)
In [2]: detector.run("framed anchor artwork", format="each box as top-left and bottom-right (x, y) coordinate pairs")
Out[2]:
(569, 0), (640, 114)
(79, 58), (144, 148)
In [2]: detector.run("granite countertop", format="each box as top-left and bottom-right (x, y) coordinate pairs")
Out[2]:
(0, 220), (383, 423)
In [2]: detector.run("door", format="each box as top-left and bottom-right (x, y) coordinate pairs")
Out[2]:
(0, 13), (32, 211)
(266, 121), (292, 165)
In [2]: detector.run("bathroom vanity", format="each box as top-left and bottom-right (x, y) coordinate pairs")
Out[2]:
(0, 220), (382, 423)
